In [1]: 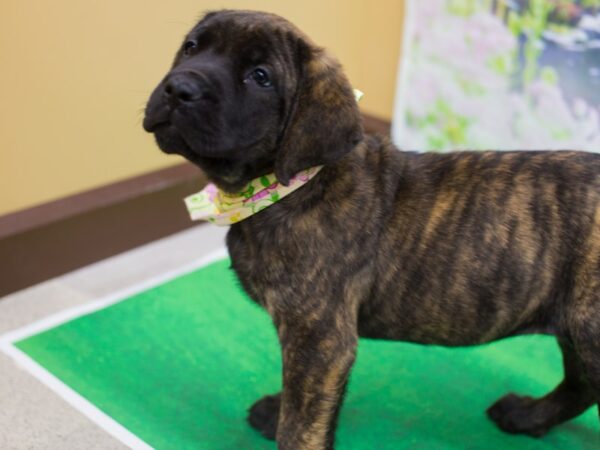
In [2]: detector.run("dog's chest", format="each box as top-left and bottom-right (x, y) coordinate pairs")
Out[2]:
(226, 222), (310, 308)
(226, 213), (378, 315)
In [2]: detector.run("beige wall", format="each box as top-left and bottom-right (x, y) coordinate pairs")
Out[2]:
(0, 0), (404, 215)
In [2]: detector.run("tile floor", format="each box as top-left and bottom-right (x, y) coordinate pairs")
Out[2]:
(0, 225), (229, 449)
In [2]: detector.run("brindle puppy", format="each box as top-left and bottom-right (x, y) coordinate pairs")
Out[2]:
(143, 10), (600, 449)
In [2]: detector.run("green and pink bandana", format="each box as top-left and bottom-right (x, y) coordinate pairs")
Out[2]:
(184, 89), (363, 226)
(184, 166), (323, 226)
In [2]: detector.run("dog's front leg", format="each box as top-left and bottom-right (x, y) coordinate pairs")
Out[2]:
(274, 307), (358, 450)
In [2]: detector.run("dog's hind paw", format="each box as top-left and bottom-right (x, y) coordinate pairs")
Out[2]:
(247, 393), (281, 440)
(486, 393), (549, 437)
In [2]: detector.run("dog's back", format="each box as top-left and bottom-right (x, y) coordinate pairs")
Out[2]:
(361, 148), (600, 345)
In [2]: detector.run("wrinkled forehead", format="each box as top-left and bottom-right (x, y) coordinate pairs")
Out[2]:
(185, 10), (310, 66)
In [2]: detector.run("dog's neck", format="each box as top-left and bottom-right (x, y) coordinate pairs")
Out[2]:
(228, 139), (371, 229)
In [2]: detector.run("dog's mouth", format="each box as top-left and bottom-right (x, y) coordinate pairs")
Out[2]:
(144, 118), (194, 158)
(146, 119), (231, 167)
(142, 116), (170, 134)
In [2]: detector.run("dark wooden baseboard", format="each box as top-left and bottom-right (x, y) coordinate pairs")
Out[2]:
(0, 165), (207, 297)
(0, 113), (390, 297)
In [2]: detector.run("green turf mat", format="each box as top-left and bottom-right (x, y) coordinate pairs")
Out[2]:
(15, 259), (598, 449)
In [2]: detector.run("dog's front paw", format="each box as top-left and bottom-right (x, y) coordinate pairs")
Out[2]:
(247, 393), (281, 440)
(486, 393), (549, 437)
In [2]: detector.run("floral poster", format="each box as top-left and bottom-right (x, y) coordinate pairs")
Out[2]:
(392, 0), (600, 151)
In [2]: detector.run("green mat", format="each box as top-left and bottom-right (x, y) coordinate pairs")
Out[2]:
(13, 259), (598, 449)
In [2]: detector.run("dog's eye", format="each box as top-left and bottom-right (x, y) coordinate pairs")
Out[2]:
(183, 40), (197, 55)
(250, 68), (272, 87)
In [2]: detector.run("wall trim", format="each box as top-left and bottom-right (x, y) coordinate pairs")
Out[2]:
(0, 163), (201, 240)
(0, 113), (390, 297)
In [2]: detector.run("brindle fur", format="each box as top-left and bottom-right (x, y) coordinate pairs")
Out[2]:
(144, 10), (600, 449)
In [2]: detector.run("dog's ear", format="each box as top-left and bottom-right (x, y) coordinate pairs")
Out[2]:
(274, 43), (363, 185)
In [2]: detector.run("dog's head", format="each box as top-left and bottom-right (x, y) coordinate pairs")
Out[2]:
(143, 10), (363, 191)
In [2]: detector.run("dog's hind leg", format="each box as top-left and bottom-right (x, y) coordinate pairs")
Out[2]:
(570, 296), (600, 428)
(487, 336), (595, 437)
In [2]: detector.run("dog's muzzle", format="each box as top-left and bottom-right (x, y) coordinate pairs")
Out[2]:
(143, 66), (221, 134)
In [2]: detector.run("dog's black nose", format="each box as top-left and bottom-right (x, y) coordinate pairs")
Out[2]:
(164, 74), (204, 104)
